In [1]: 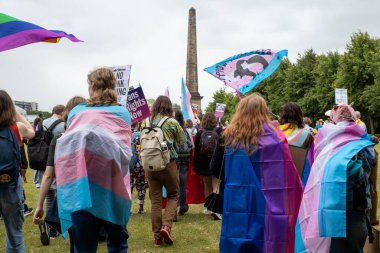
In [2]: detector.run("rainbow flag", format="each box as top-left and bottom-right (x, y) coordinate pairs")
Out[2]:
(181, 77), (195, 123)
(0, 13), (81, 52)
(279, 123), (314, 186)
(295, 122), (375, 253)
(55, 104), (132, 238)
(204, 49), (288, 94)
(220, 123), (303, 253)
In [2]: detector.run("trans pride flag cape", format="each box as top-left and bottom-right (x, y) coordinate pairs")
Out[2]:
(55, 104), (132, 237)
(0, 13), (81, 52)
(279, 123), (314, 186)
(204, 49), (288, 94)
(295, 122), (375, 253)
(220, 123), (303, 253)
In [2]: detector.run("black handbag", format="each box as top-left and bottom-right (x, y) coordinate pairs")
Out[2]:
(204, 151), (225, 214)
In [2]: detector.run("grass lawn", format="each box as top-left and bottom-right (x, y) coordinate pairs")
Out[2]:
(0, 170), (221, 253)
(1, 144), (379, 252)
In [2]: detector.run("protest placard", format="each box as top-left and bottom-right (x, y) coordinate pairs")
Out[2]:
(214, 103), (226, 118)
(335, 88), (348, 104)
(111, 65), (131, 107)
(126, 86), (150, 124)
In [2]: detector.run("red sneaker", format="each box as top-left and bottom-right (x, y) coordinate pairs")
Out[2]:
(160, 225), (173, 245)
(154, 238), (163, 247)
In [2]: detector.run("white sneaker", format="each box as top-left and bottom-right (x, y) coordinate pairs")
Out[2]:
(203, 208), (211, 215)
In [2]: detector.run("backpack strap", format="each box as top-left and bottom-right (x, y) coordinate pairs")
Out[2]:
(47, 119), (63, 132)
(145, 118), (151, 128)
(157, 116), (169, 129)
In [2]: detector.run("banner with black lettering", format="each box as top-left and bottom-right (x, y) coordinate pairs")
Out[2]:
(111, 65), (131, 107)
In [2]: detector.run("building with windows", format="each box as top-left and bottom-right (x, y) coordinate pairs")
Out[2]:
(14, 100), (38, 112)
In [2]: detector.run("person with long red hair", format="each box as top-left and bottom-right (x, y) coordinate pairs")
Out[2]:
(220, 93), (303, 253)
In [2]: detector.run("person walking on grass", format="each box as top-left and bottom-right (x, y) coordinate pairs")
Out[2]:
(0, 90), (35, 253)
(140, 96), (186, 247)
(33, 96), (87, 251)
(193, 112), (222, 214)
(129, 123), (148, 214)
(54, 68), (133, 253)
(174, 110), (194, 217)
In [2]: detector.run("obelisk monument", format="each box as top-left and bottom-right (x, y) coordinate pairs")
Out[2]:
(186, 7), (203, 109)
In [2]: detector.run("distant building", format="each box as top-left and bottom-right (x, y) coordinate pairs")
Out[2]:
(14, 100), (38, 112)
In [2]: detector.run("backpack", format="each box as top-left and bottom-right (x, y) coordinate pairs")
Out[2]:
(199, 129), (219, 157)
(0, 127), (21, 184)
(27, 119), (63, 171)
(175, 129), (193, 159)
(140, 117), (170, 172)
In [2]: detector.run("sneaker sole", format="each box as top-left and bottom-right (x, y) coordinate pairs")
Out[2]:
(38, 221), (50, 246)
(160, 229), (173, 245)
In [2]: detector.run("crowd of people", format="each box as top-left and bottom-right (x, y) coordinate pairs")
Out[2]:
(0, 67), (379, 253)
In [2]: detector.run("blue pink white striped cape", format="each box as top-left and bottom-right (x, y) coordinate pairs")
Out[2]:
(220, 123), (303, 253)
(55, 104), (132, 238)
(279, 123), (314, 186)
(295, 122), (375, 253)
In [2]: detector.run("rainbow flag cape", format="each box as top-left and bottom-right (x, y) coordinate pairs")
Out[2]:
(279, 123), (314, 186)
(55, 104), (132, 238)
(204, 49), (288, 94)
(295, 122), (375, 253)
(181, 77), (195, 123)
(0, 13), (81, 52)
(220, 123), (303, 253)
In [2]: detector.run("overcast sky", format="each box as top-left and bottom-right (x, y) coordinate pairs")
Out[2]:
(1, 0), (379, 111)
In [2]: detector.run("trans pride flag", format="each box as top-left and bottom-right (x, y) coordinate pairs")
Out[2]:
(181, 77), (195, 123)
(204, 49), (288, 94)
(279, 123), (314, 186)
(295, 122), (375, 253)
(0, 13), (81, 52)
(55, 104), (132, 237)
(220, 123), (303, 253)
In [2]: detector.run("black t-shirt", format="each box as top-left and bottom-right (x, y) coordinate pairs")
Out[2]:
(46, 134), (62, 167)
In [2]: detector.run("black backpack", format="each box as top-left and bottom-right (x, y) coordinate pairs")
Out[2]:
(200, 129), (219, 157)
(28, 119), (63, 171)
(0, 127), (21, 184)
(175, 130), (193, 159)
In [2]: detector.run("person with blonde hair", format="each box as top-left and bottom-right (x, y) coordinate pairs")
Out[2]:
(220, 93), (303, 253)
(54, 68), (132, 252)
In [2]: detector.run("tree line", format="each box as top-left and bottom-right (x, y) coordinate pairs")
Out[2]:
(206, 31), (380, 134)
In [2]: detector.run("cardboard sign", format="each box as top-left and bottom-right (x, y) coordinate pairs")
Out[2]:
(126, 86), (150, 124)
(111, 65), (131, 107)
(214, 103), (226, 118)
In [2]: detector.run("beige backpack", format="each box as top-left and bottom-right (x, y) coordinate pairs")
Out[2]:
(140, 117), (170, 172)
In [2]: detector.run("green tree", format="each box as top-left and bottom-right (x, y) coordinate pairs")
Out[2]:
(283, 49), (318, 104)
(299, 51), (340, 121)
(334, 31), (379, 132)
(28, 110), (51, 120)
